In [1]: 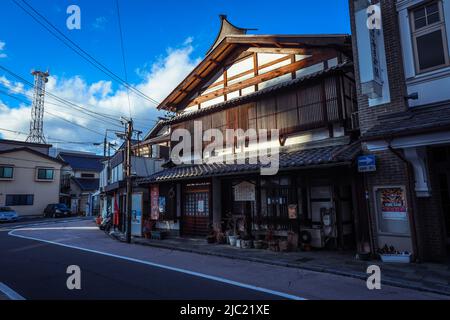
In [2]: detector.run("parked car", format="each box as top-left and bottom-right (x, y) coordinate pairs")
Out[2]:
(0, 207), (19, 222)
(44, 204), (72, 218)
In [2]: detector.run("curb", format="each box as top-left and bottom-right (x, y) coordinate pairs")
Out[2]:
(130, 238), (450, 297)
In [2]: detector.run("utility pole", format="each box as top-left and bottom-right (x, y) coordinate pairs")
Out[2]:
(124, 119), (133, 243)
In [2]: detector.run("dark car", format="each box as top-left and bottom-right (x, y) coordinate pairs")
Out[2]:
(44, 204), (72, 218)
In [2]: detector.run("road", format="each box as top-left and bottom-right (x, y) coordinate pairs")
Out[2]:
(0, 218), (448, 300)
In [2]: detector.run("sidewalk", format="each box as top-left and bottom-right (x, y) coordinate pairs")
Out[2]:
(123, 236), (450, 296)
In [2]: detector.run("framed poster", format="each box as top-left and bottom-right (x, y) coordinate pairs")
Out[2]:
(374, 186), (410, 235)
(234, 181), (256, 202)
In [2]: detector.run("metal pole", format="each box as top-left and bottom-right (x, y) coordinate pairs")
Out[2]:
(104, 135), (107, 158)
(125, 119), (133, 243)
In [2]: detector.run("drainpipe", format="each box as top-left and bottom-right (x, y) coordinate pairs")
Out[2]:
(386, 141), (420, 262)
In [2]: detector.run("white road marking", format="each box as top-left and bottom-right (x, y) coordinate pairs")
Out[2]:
(9, 228), (306, 300)
(0, 282), (26, 300)
(12, 227), (98, 231)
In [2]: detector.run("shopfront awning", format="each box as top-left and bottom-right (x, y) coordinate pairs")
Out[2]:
(137, 142), (361, 184)
(364, 103), (450, 141)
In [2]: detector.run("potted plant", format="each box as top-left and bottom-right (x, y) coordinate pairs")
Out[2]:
(241, 234), (254, 249)
(216, 232), (227, 244)
(254, 238), (266, 249)
(206, 224), (217, 244)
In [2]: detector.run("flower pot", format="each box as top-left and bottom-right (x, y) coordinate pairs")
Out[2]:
(268, 240), (279, 252)
(228, 235), (237, 246)
(241, 240), (253, 249)
(254, 240), (264, 249)
(380, 253), (412, 263)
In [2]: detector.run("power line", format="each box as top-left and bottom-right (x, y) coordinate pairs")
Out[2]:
(0, 65), (124, 125)
(0, 89), (117, 139)
(13, 0), (161, 106)
(0, 127), (103, 145)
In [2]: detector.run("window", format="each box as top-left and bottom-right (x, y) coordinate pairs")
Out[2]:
(81, 173), (95, 178)
(0, 166), (14, 179)
(6, 195), (34, 206)
(411, 1), (449, 73)
(36, 168), (54, 181)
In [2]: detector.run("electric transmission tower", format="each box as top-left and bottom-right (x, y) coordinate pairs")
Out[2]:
(26, 70), (49, 144)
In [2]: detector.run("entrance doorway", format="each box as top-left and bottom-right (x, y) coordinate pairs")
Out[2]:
(182, 183), (211, 237)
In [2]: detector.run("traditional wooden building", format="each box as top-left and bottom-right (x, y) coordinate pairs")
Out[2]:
(138, 16), (366, 252)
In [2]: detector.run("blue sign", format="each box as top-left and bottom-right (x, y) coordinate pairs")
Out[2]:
(358, 155), (376, 173)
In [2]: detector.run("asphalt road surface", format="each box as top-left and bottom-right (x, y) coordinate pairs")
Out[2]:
(0, 219), (448, 300)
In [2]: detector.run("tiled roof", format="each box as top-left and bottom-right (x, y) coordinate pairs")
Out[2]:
(162, 61), (353, 126)
(137, 142), (361, 183)
(364, 103), (450, 140)
(58, 153), (105, 172)
(71, 178), (100, 191)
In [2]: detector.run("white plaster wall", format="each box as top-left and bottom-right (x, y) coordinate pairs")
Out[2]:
(398, 0), (450, 106)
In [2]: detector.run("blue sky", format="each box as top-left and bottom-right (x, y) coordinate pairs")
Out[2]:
(0, 0), (351, 150)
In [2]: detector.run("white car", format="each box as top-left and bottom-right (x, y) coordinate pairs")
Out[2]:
(0, 207), (19, 222)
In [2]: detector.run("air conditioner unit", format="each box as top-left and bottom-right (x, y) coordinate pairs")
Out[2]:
(301, 228), (324, 248)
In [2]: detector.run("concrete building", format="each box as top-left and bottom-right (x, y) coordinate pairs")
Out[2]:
(350, 0), (450, 261)
(0, 140), (65, 217)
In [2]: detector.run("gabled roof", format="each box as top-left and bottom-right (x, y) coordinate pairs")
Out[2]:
(0, 147), (66, 165)
(157, 31), (351, 111)
(206, 15), (253, 55)
(58, 152), (105, 172)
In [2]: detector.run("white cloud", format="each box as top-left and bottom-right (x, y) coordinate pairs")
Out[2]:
(0, 41), (7, 58)
(0, 39), (200, 152)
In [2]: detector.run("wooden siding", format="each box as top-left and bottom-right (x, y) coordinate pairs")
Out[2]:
(170, 73), (357, 151)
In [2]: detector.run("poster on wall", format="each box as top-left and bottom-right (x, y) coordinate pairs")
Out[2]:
(198, 200), (205, 213)
(150, 185), (159, 220)
(159, 196), (166, 214)
(234, 181), (256, 202)
(379, 187), (408, 221)
(288, 204), (298, 219)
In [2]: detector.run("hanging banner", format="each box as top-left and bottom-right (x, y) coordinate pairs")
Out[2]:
(234, 181), (256, 202)
(379, 187), (408, 221)
(150, 185), (160, 220)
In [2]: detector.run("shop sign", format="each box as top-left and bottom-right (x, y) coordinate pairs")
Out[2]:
(150, 185), (159, 220)
(234, 181), (256, 202)
(379, 187), (408, 221)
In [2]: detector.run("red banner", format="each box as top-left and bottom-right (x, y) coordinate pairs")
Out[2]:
(150, 185), (159, 220)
